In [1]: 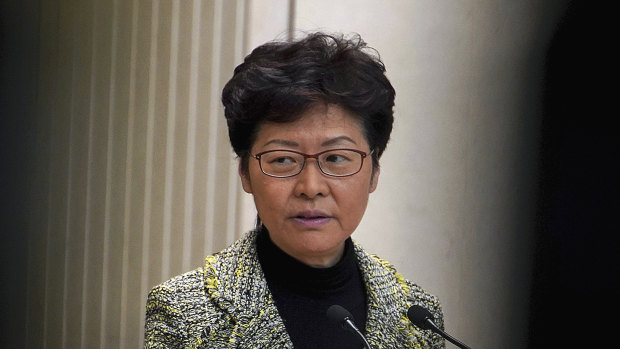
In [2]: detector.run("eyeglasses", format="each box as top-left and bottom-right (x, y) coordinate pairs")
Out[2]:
(253, 149), (371, 178)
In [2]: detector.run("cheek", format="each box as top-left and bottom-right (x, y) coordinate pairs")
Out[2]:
(333, 179), (371, 215)
(251, 180), (290, 212)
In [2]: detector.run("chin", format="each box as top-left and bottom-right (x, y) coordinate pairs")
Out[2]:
(297, 235), (345, 253)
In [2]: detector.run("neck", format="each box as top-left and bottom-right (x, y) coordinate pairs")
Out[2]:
(256, 226), (360, 294)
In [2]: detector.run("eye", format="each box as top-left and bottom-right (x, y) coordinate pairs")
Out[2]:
(261, 151), (301, 167)
(270, 156), (296, 165)
(324, 153), (352, 163)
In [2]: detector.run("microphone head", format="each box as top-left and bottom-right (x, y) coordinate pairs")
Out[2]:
(327, 304), (355, 331)
(407, 305), (434, 330)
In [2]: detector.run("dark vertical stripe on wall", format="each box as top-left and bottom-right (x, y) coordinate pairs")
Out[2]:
(123, 1), (151, 347)
(82, 0), (113, 347)
(63, 0), (93, 347)
(191, 0), (216, 266)
(24, 0), (55, 345)
(46, 1), (76, 347)
(166, 0), (187, 284)
(0, 0), (40, 347)
(102, 1), (130, 347)
(145, 1), (168, 328)
(212, 0), (236, 252)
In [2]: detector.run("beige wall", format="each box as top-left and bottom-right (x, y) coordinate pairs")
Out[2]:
(18, 0), (567, 348)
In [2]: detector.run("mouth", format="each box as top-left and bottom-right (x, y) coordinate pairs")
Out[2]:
(295, 214), (329, 220)
(292, 210), (332, 227)
(293, 210), (331, 219)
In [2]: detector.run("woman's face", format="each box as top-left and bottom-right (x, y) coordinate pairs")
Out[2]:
(240, 104), (379, 267)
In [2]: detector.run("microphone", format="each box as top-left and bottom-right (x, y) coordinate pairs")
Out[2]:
(407, 305), (471, 349)
(326, 304), (372, 349)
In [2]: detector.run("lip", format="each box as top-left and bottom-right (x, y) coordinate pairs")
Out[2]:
(291, 209), (332, 228)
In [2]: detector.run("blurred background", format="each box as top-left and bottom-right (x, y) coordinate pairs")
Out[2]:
(2, 0), (617, 348)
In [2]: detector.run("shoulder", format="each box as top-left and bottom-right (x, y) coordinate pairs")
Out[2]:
(145, 231), (264, 348)
(149, 267), (205, 294)
(203, 230), (258, 272)
(147, 230), (259, 306)
(353, 243), (442, 318)
(145, 268), (207, 348)
(353, 243), (445, 348)
(147, 268), (206, 310)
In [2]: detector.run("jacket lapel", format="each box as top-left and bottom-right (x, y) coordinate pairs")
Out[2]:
(354, 243), (420, 347)
(202, 231), (293, 348)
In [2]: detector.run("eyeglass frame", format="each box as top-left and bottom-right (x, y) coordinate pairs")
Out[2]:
(251, 148), (372, 178)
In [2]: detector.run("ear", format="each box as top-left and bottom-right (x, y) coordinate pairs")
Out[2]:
(239, 161), (253, 194)
(369, 167), (380, 193)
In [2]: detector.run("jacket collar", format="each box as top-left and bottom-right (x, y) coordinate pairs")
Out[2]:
(202, 230), (414, 347)
(355, 244), (415, 346)
(202, 230), (292, 346)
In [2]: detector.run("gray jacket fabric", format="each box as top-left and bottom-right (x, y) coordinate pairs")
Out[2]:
(144, 230), (445, 348)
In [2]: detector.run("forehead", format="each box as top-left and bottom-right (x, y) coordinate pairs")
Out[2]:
(253, 104), (366, 148)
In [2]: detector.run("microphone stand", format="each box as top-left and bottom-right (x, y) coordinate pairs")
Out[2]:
(327, 305), (372, 349)
(422, 317), (471, 349)
(342, 317), (372, 349)
(408, 305), (471, 349)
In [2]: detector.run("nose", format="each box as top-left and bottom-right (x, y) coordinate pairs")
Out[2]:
(293, 159), (330, 199)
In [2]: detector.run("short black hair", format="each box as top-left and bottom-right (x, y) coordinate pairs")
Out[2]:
(221, 32), (395, 172)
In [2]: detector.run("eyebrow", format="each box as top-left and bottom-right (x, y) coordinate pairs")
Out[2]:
(261, 136), (357, 148)
(262, 139), (299, 147)
(320, 136), (357, 147)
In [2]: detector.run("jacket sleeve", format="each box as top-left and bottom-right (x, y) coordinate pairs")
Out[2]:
(144, 285), (188, 348)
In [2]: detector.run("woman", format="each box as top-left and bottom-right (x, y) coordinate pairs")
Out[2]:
(145, 32), (444, 349)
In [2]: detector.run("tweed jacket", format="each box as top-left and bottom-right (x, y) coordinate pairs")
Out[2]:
(144, 230), (445, 348)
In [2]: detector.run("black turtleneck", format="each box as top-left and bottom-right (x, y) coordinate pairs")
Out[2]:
(256, 227), (368, 349)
